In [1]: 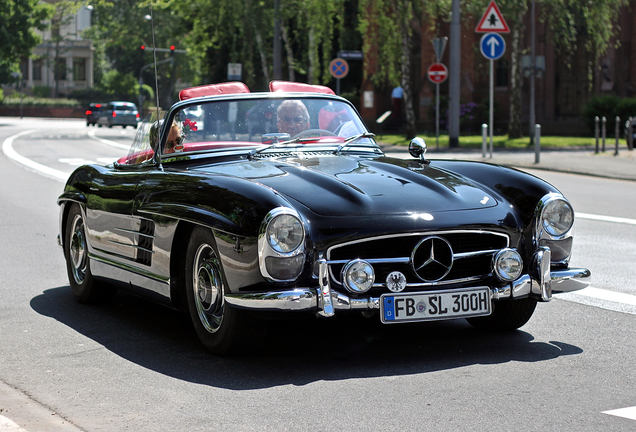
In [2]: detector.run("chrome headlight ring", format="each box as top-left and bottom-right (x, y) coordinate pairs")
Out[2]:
(258, 207), (306, 282)
(535, 193), (574, 241)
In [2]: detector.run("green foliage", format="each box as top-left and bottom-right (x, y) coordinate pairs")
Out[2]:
(100, 70), (139, 100)
(32, 86), (52, 98)
(542, 0), (628, 87)
(0, 0), (53, 83)
(0, 88), (4, 103)
(2, 96), (80, 107)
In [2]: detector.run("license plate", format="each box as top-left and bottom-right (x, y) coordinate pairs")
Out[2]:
(381, 287), (491, 324)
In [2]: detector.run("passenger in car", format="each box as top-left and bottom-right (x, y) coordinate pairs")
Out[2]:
(276, 100), (310, 137)
(149, 119), (183, 153)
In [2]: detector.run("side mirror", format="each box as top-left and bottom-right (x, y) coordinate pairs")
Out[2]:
(409, 137), (427, 161)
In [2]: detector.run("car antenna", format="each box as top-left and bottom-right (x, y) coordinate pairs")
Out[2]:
(148, 2), (161, 113)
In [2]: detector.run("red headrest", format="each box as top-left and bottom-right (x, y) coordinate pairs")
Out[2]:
(269, 81), (335, 95)
(179, 82), (250, 101)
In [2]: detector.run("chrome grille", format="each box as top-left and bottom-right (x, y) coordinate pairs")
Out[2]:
(326, 230), (509, 291)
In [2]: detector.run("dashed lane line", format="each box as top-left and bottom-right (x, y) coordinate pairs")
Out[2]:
(576, 212), (636, 226)
(603, 406), (636, 421)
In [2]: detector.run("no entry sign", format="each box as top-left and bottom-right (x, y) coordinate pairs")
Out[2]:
(427, 63), (448, 84)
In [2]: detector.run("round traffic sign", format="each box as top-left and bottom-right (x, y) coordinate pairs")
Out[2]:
(329, 58), (349, 79)
(480, 33), (506, 60)
(427, 63), (448, 84)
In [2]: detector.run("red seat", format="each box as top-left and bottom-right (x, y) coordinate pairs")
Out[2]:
(179, 82), (250, 101)
(269, 81), (335, 95)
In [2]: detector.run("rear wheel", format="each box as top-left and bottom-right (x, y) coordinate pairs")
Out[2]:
(64, 204), (115, 303)
(466, 298), (537, 330)
(185, 226), (266, 355)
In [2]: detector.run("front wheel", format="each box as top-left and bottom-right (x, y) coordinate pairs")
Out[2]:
(64, 204), (115, 303)
(185, 226), (266, 355)
(466, 298), (537, 330)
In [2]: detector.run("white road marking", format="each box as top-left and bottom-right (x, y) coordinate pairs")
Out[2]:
(603, 406), (636, 421)
(555, 287), (636, 315)
(2, 130), (68, 181)
(576, 212), (636, 226)
(0, 415), (28, 431)
(58, 157), (117, 166)
(87, 129), (131, 150)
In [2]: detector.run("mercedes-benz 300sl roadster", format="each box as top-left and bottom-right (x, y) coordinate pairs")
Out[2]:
(58, 81), (590, 354)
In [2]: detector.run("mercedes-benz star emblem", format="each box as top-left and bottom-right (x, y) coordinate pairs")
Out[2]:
(411, 236), (453, 282)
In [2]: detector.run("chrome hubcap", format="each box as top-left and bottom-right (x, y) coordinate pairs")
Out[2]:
(193, 243), (224, 333)
(69, 214), (87, 285)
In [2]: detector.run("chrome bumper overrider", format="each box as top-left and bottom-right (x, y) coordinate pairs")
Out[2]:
(225, 253), (591, 315)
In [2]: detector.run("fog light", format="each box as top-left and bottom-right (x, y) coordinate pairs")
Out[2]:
(342, 260), (375, 293)
(493, 249), (523, 281)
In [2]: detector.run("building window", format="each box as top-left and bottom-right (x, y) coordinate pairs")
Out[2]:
(54, 58), (67, 80)
(496, 58), (509, 87)
(73, 58), (86, 81)
(33, 59), (42, 81)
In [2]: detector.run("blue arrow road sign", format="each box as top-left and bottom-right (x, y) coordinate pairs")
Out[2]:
(480, 33), (505, 60)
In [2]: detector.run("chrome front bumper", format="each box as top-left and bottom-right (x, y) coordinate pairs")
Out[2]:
(225, 253), (591, 316)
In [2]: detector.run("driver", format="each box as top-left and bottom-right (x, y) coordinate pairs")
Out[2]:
(277, 100), (310, 136)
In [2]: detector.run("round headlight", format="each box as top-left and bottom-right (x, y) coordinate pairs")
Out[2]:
(493, 249), (523, 282)
(541, 198), (574, 237)
(266, 214), (304, 253)
(342, 260), (375, 293)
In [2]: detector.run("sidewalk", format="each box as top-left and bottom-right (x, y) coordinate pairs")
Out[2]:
(380, 143), (636, 182)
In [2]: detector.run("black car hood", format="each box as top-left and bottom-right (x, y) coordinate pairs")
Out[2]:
(192, 155), (498, 216)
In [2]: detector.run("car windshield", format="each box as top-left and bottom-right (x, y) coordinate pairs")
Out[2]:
(120, 95), (377, 165)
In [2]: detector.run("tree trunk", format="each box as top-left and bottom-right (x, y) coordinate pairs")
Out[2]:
(254, 28), (270, 84)
(507, 16), (523, 139)
(307, 28), (317, 84)
(281, 25), (295, 82)
(401, 9), (417, 139)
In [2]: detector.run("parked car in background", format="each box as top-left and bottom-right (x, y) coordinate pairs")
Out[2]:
(58, 81), (590, 355)
(85, 103), (104, 126)
(97, 101), (140, 129)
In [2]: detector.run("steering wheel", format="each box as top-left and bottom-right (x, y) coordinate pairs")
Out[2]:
(292, 129), (338, 139)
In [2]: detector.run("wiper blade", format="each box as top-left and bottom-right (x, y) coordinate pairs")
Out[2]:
(249, 137), (316, 159)
(333, 132), (376, 155)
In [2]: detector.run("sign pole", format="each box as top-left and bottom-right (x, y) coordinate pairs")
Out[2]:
(489, 58), (494, 158)
(436, 82), (440, 150)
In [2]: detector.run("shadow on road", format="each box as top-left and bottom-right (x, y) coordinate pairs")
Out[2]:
(31, 286), (582, 390)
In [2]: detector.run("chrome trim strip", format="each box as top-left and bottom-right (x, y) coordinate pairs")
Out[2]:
(531, 247), (552, 302)
(550, 267), (591, 293)
(326, 249), (497, 266)
(226, 289), (317, 312)
(512, 274), (532, 298)
(89, 252), (169, 283)
(317, 259), (334, 317)
(371, 275), (483, 289)
(327, 230), (510, 254)
(114, 227), (156, 239)
(106, 240), (155, 253)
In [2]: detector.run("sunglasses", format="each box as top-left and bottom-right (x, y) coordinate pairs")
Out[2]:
(278, 116), (307, 125)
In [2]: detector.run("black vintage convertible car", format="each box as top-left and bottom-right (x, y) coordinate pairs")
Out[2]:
(58, 81), (590, 354)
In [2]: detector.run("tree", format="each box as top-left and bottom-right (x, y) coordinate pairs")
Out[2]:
(0, 0), (52, 84)
(542, 0), (628, 90)
(48, 1), (84, 98)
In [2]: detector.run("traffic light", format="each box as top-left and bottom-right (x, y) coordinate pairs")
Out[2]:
(170, 45), (175, 51)
(141, 45), (146, 50)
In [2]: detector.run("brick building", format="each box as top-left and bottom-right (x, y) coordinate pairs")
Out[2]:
(359, 1), (636, 137)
